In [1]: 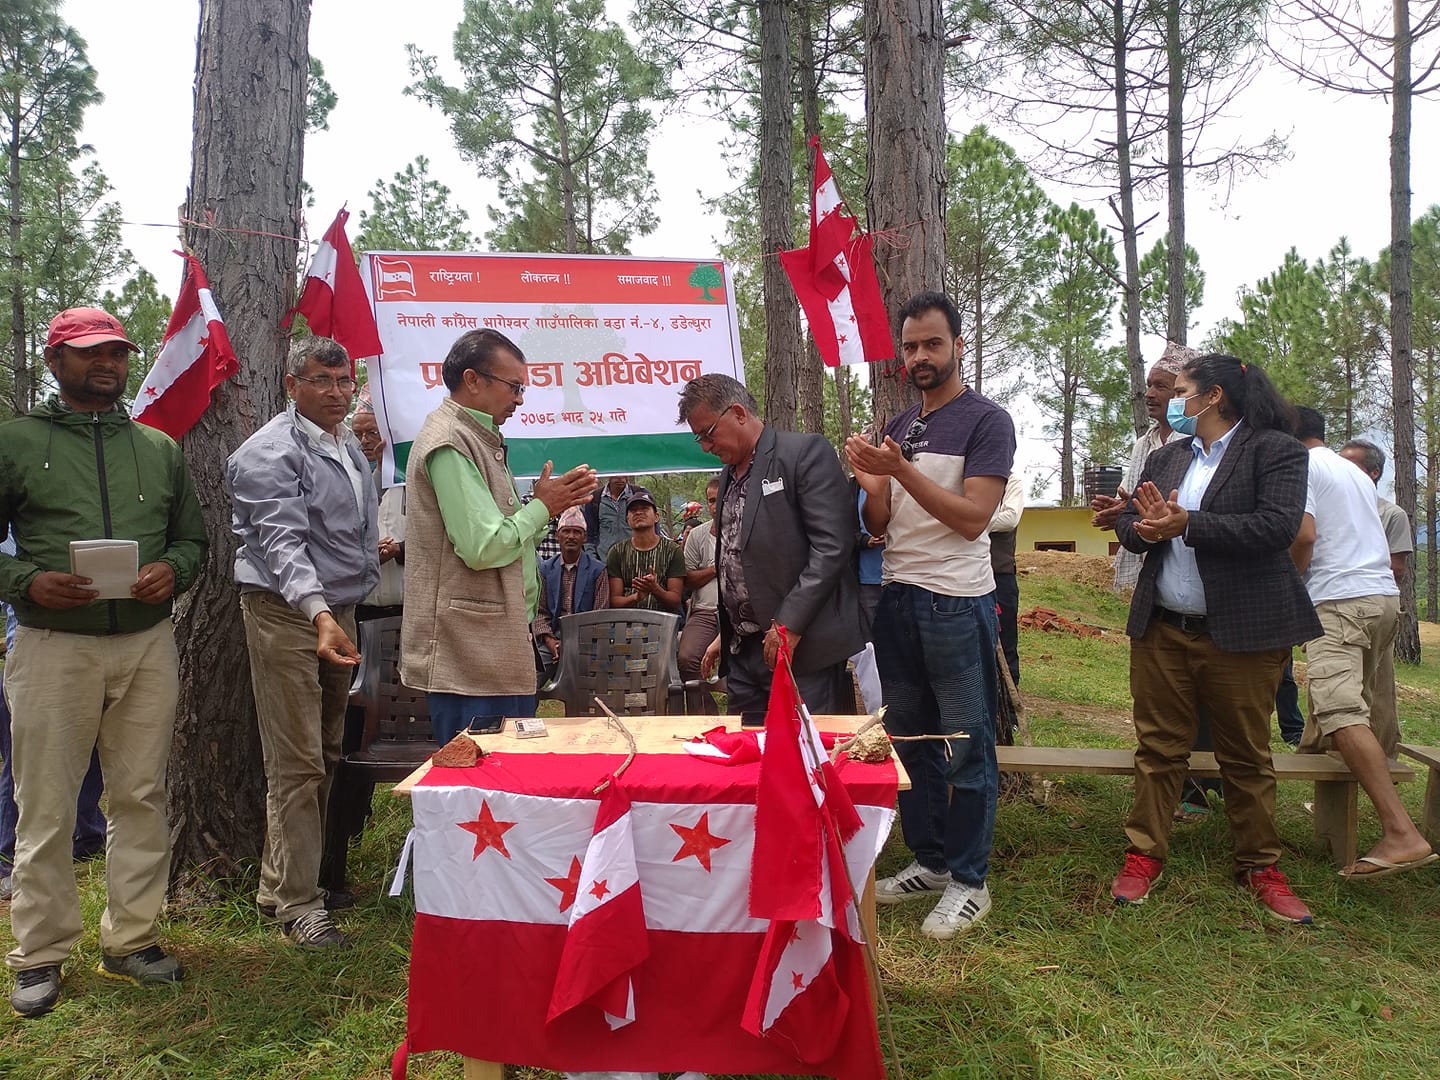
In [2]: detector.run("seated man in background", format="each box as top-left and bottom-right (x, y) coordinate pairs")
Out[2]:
(679, 478), (722, 714)
(607, 488), (685, 614)
(532, 506), (610, 669)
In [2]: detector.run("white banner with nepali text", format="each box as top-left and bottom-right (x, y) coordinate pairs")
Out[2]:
(359, 251), (744, 484)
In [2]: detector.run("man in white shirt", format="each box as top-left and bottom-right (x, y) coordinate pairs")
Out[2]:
(1290, 407), (1434, 878)
(1338, 438), (1413, 757)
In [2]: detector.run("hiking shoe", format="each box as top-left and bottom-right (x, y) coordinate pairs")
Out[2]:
(0, 873), (12, 903)
(10, 965), (61, 1018)
(258, 887), (355, 921)
(1111, 852), (1164, 905)
(921, 881), (992, 940)
(875, 860), (950, 905)
(283, 908), (352, 948)
(97, 945), (185, 986)
(1241, 865), (1313, 925)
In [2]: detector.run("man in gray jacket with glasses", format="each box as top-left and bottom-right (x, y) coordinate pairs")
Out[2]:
(227, 337), (379, 950)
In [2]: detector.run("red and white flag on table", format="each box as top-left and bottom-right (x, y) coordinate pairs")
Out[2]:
(132, 252), (237, 440)
(547, 781), (649, 1030)
(284, 208), (383, 369)
(395, 749), (895, 1080)
(778, 136), (892, 368)
(741, 629), (868, 1062)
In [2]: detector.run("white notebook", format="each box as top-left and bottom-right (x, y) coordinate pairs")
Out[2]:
(69, 539), (140, 601)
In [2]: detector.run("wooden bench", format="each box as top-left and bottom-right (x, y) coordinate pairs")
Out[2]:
(1398, 744), (1440, 848)
(995, 745), (1415, 868)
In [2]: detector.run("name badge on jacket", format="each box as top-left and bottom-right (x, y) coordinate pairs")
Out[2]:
(761, 477), (785, 496)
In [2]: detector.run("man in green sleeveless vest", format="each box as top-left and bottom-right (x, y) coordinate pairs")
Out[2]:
(401, 329), (597, 745)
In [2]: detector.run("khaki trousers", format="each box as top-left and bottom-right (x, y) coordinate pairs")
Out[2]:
(1126, 621), (1289, 872)
(1298, 595), (1401, 755)
(241, 592), (353, 923)
(5, 621), (178, 969)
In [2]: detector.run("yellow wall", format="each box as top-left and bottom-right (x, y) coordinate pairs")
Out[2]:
(1014, 506), (1116, 557)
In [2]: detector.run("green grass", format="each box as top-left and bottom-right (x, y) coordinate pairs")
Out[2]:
(5, 572), (1440, 1078)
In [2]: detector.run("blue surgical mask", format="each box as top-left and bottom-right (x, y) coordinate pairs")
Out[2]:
(1166, 394), (1211, 436)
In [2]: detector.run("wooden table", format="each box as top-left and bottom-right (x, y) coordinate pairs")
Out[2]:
(395, 714), (904, 1080)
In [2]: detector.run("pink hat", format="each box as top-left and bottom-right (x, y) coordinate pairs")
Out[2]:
(557, 506), (587, 531)
(46, 308), (140, 351)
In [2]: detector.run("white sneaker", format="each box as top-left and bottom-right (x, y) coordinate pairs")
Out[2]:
(875, 860), (950, 905)
(921, 881), (992, 940)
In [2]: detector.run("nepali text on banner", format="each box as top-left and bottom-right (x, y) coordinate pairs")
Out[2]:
(359, 252), (745, 483)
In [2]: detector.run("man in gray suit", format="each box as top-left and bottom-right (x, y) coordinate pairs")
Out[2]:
(677, 374), (864, 726)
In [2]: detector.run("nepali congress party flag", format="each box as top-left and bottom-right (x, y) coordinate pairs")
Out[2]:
(741, 630), (868, 1063)
(284, 208), (383, 367)
(546, 780), (648, 1030)
(778, 136), (892, 367)
(397, 748), (895, 1079)
(132, 252), (237, 439)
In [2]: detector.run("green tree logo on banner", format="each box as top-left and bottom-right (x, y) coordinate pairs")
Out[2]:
(688, 263), (724, 301)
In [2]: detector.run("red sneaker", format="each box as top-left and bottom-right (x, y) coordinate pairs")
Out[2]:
(1111, 852), (1163, 904)
(1241, 866), (1313, 925)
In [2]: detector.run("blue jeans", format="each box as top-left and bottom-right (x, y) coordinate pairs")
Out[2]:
(873, 583), (999, 887)
(1275, 657), (1304, 745)
(427, 692), (537, 746)
(0, 685), (107, 870)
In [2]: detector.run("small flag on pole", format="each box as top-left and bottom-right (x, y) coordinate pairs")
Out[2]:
(132, 251), (238, 440)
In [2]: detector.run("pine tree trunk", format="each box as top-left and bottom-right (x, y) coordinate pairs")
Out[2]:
(7, 109), (28, 415)
(864, 0), (941, 429)
(1165, 0), (1186, 345)
(795, 5), (826, 435)
(1112, 1), (1147, 437)
(1390, 0), (1420, 663)
(1427, 436), (1436, 622)
(167, 0), (311, 891)
(758, 0), (800, 431)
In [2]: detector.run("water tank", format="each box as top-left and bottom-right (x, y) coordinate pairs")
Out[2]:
(1082, 464), (1123, 502)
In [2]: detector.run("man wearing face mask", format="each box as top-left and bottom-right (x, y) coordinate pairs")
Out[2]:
(1093, 343), (1192, 591)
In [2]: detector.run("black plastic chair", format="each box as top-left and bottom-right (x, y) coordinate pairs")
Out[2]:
(321, 616), (436, 891)
(539, 609), (684, 716)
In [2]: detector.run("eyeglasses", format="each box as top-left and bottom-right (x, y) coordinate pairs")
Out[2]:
(900, 415), (928, 462)
(693, 405), (733, 444)
(480, 371), (527, 399)
(293, 374), (357, 393)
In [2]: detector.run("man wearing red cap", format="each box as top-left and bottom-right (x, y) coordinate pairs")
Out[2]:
(0, 308), (207, 1017)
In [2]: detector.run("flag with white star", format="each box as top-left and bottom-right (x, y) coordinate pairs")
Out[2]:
(547, 781), (648, 1029)
(400, 747), (895, 1079)
(133, 252), (237, 439)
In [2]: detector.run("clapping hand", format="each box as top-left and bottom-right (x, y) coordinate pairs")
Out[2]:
(1131, 482), (1188, 543)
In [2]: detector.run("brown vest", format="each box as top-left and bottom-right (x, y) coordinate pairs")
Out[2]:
(400, 398), (536, 696)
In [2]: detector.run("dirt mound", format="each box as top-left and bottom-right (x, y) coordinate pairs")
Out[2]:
(1016, 550), (1116, 591)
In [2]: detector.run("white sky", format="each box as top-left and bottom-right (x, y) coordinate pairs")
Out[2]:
(62, 0), (1438, 494)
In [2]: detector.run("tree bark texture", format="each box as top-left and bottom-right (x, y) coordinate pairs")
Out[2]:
(7, 114), (27, 414)
(759, 0), (800, 431)
(795, 9), (825, 435)
(864, 0), (942, 429)
(1166, 0), (1187, 345)
(1390, 0), (1420, 662)
(169, 0), (311, 889)
(1111, 1), (1147, 436)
